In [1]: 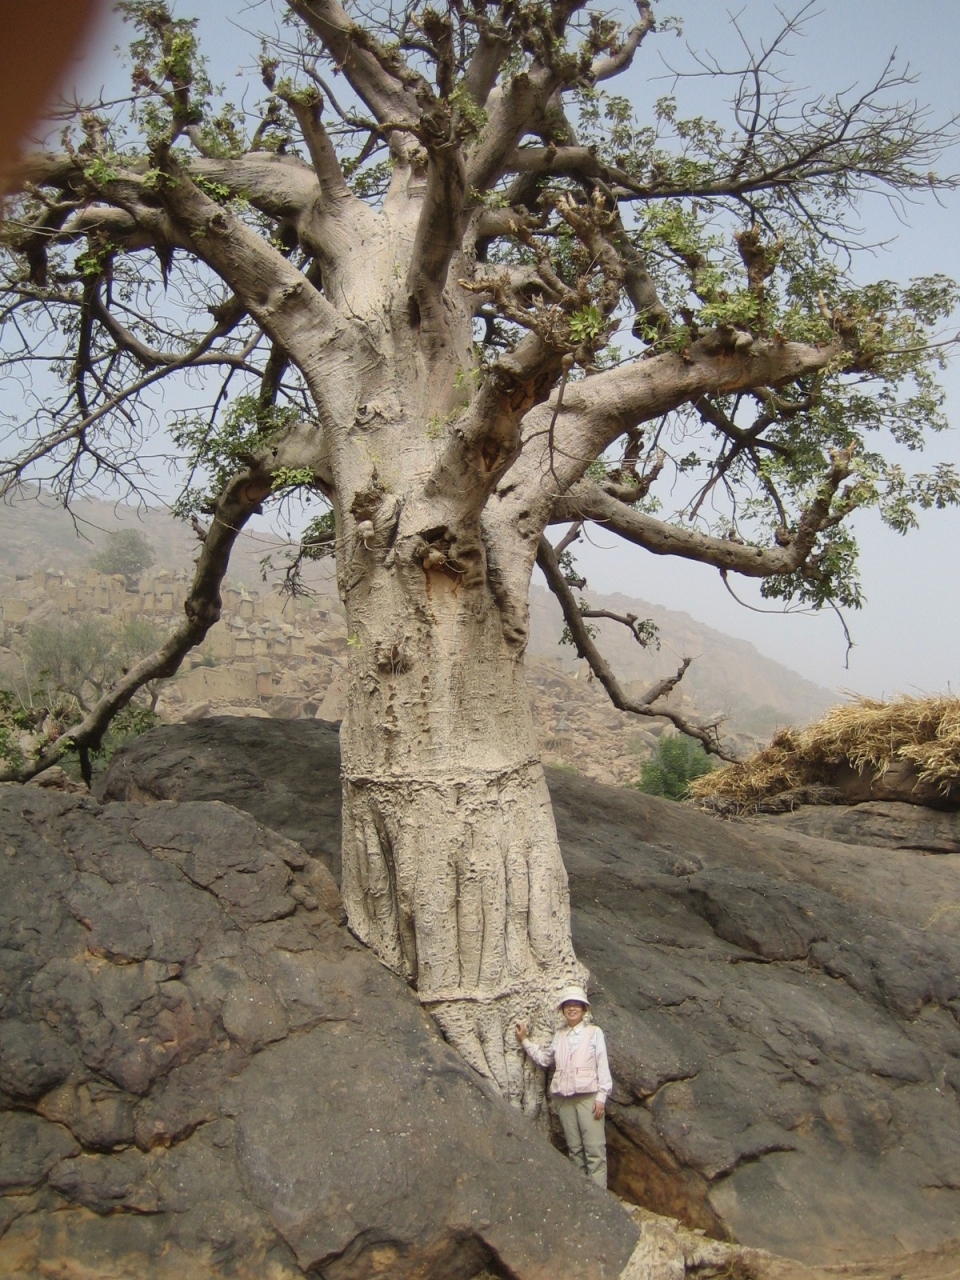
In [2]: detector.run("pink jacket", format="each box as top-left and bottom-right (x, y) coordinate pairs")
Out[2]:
(522, 1025), (613, 1101)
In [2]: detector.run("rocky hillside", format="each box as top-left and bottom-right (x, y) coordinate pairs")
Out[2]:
(528, 585), (836, 739)
(0, 496), (837, 776)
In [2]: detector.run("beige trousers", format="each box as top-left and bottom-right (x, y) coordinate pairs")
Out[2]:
(554, 1093), (607, 1187)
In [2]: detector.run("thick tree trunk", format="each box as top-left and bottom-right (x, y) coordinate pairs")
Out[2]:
(339, 550), (584, 1110)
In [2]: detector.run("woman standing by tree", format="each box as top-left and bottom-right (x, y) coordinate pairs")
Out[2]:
(517, 987), (613, 1186)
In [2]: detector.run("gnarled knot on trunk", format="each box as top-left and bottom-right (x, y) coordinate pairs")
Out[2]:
(416, 534), (474, 584)
(373, 637), (411, 674)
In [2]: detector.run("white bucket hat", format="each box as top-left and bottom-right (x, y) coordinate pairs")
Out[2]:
(556, 985), (591, 1009)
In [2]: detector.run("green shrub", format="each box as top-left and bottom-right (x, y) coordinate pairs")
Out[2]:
(637, 734), (715, 801)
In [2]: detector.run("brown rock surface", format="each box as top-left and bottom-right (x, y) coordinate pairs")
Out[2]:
(821, 759), (960, 810)
(101, 720), (960, 1267)
(0, 783), (638, 1280)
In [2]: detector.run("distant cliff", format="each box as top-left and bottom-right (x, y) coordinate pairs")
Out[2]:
(0, 496), (836, 768)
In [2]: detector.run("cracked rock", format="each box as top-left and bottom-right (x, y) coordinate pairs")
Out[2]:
(0, 782), (637, 1280)
(99, 718), (960, 1268)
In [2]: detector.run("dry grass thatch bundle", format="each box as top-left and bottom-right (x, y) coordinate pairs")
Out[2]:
(690, 694), (960, 809)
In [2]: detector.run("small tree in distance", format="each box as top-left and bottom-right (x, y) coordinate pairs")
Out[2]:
(20, 614), (166, 714)
(91, 530), (155, 586)
(2, 614), (166, 781)
(637, 733), (715, 801)
(24, 615), (121, 713)
(1, 0), (959, 1100)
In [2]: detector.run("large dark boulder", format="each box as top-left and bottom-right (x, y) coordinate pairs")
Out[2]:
(98, 715), (344, 874)
(0, 784), (638, 1280)
(99, 719), (960, 1267)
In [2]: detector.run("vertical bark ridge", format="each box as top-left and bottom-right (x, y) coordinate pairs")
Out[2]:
(338, 553), (585, 1107)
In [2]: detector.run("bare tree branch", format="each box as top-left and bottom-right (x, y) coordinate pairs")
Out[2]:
(578, 607), (654, 645)
(87, 290), (248, 371)
(550, 452), (856, 578)
(537, 535), (735, 756)
(0, 467), (267, 783)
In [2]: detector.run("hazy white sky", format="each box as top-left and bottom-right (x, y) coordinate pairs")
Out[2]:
(47, 0), (960, 700)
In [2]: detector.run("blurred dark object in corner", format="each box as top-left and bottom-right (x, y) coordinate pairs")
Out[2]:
(1, 0), (105, 189)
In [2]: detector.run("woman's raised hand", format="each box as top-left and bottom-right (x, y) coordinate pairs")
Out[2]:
(515, 1021), (528, 1043)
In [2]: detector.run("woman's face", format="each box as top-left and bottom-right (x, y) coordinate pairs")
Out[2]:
(561, 1001), (586, 1027)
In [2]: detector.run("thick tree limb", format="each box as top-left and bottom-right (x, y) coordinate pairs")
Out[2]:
(616, 225), (672, 335)
(550, 452), (854, 578)
(17, 202), (183, 259)
(503, 334), (840, 521)
(462, 29), (512, 109)
(591, 0), (655, 82)
(274, 95), (352, 208)
(467, 62), (566, 197)
(13, 152), (368, 285)
(536, 535), (735, 756)
(408, 140), (467, 340)
(289, 0), (425, 131)
(186, 155), (318, 219)
(482, 335), (841, 633)
(506, 143), (637, 187)
(150, 162), (357, 435)
(10, 152), (318, 221)
(426, 330), (563, 512)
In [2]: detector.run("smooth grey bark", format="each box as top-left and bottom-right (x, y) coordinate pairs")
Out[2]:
(339, 553), (583, 1106)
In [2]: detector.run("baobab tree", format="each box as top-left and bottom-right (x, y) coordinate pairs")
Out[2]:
(1, 0), (957, 1105)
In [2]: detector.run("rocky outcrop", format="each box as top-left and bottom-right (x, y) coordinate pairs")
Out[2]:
(756, 799), (960, 852)
(0, 784), (638, 1280)
(100, 720), (960, 1267)
(550, 776), (960, 1264)
(818, 759), (960, 810)
(99, 715), (344, 876)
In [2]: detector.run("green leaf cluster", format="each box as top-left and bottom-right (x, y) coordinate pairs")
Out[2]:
(172, 395), (302, 515)
(0, 690), (33, 770)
